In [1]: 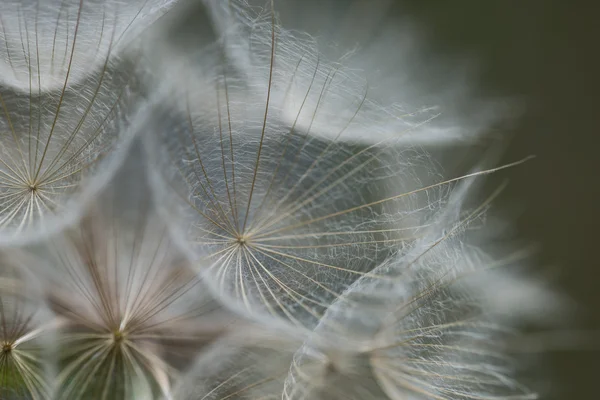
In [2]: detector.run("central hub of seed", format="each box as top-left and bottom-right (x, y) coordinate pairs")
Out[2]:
(236, 236), (248, 246)
(112, 330), (125, 344)
(2, 342), (13, 353)
(27, 183), (38, 192)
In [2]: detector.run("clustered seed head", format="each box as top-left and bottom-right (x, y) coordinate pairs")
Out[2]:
(0, 0), (558, 399)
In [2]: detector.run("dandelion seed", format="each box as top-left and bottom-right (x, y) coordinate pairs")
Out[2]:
(0, 69), (136, 243)
(19, 153), (229, 400)
(0, 0), (167, 243)
(144, 0), (530, 331)
(0, 254), (55, 400)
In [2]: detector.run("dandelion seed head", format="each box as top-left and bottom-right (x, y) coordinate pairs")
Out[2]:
(0, 0), (184, 244)
(0, 254), (56, 400)
(41, 213), (219, 399)
(16, 153), (231, 400)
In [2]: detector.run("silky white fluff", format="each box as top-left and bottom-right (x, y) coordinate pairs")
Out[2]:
(0, 62), (142, 244)
(0, 0), (178, 92)
(140, 0), (542, 341)
(200, 0), (515, 145)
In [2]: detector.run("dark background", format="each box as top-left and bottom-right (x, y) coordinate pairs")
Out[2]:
(400, 1), (599, 398)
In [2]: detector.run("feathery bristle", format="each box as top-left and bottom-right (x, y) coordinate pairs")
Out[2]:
(0, 0), (178, 91)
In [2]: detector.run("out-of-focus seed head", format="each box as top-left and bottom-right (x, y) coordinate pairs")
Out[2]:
(0, 253), (56, 400)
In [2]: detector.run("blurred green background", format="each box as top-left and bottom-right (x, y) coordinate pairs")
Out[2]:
(400, 1), (599, 398)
